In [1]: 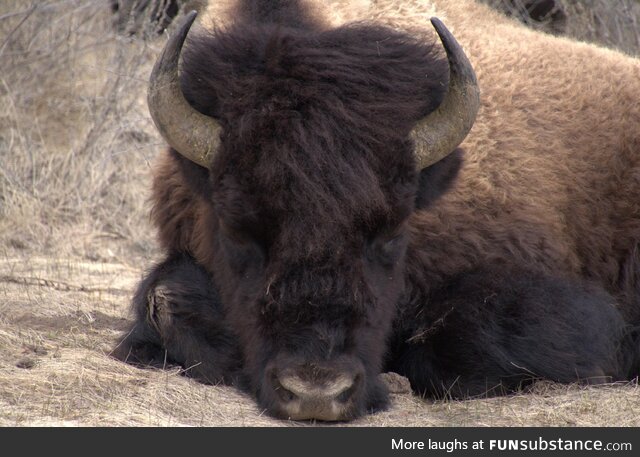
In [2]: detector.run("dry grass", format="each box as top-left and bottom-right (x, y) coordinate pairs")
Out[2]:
(0, 0), (159, 263)
(1, 0), (640, 426)
(481, 0), (640, 57)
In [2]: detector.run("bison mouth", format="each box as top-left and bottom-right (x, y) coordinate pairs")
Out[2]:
(254, 353), (389, 421)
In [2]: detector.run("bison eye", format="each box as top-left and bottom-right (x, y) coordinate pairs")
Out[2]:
(366, 232), (408, 268)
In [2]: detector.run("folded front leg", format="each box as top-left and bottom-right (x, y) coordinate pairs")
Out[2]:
(111, 253), (242, 385)
(388, 266), (634, 398)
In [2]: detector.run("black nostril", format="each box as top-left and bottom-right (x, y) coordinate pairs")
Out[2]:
(271, 373), (297, 403)
(276, 384), (297, 403)
(336, 374), (360, 403)
(335, 384), (355, 403)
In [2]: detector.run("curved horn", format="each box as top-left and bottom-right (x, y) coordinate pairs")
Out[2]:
(411, 18), (480, 168)
(148, 10), (221, 168)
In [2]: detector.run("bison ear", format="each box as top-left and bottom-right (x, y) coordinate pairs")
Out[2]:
(415, 148), (463, 210)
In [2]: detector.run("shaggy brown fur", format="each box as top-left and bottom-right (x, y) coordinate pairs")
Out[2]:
(196, 0), (640, 303)
(378, 0), (640, 320)
(114, 0), (640, 420)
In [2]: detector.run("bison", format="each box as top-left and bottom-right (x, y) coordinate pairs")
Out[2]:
(112, 0), (640, 421)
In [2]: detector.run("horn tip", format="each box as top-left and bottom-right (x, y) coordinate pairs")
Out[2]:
(430, 17), (450, 40)
(185, 9), (198, 25)
(178, 10), (198, 31)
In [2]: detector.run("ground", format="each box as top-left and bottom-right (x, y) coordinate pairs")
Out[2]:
(2, 256), (640, 426)
(1, 0), (640, 426)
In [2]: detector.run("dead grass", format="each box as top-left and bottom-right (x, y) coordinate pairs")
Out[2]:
(0, 0), (159, 263)
(1, 0), (640, 427)
(481, 0), (640, 57)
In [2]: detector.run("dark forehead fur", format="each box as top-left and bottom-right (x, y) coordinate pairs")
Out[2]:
(179, 15), (448, 254)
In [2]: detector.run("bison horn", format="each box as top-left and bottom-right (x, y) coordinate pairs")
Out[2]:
(411, 18), (480, 169)
(148, 10), (221, 169)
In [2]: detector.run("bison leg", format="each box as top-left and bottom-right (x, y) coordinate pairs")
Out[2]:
(111, 254), (241, 385)
(387, 266), (635, 398)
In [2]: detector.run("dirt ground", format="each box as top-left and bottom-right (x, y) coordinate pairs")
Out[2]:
(1, 0), (640, 427)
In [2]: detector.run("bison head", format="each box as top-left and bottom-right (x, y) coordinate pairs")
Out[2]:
(147, 11), (479, 420)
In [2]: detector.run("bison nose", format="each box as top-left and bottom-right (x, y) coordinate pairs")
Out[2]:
(271, 365), (362, 421)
